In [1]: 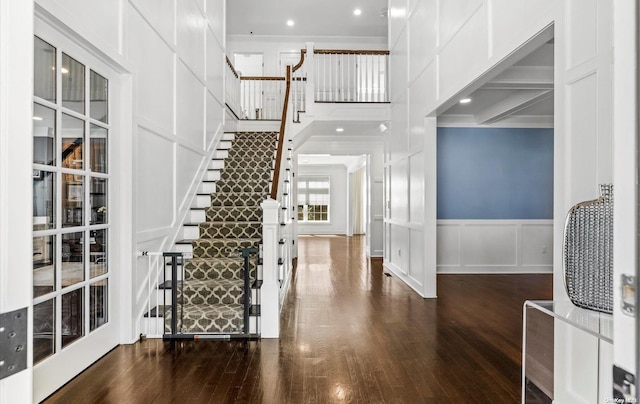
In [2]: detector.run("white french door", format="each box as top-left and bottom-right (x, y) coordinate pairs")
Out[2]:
(31, 27), (121, 402)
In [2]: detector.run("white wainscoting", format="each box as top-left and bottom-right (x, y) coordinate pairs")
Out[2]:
(437, 220), (553, 273)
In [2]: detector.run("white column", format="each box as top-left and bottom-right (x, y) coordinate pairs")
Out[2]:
(305, 42), (315, 108)
(261, 198), (280, 338)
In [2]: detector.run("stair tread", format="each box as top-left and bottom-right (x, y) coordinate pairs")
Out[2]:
(187, 256), (245, 263)
(180, 303), (244, 317)
(182, 278), (244, 288)
(207, 205), (263, 210)
(200, 221), (262, 225)
(176, 239), (196, 244)
(210, 192), (268, 196)
(193, 237), (262, 243)
(180, 237), (261, 244)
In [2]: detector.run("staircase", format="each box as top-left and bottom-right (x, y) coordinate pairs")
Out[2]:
(172, 131), (277, 336)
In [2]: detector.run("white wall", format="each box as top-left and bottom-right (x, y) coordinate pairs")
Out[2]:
(33, 0), (227, 337)
(388, 0), (623, 400)
(386, 0), (613, 295)
(0, 0), (228, 400)
(297, 165), (348, 235)
(0, 1), (35, 402)
(437, 220), (553, 273)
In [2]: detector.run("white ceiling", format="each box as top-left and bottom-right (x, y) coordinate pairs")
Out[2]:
(227, 0), (388, 37)
(440, 43), (554, 125)
(298, 154), (366, 170)
(299, 120), (385, 137)
(292, 120), (386, 149)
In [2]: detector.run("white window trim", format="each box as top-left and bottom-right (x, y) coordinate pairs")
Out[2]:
(297, 175), (331, 223)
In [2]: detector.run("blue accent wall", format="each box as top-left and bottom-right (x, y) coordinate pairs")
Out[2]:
(437, 127), (554, 219)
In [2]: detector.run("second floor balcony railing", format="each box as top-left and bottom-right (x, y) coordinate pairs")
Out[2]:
(226, 47), (389, 121)
(240, 76), (286, 120)
(314, 49), (389, 103)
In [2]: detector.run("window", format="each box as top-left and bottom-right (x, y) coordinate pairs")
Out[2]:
(297, 176), (330, 222)
(32, 36), (110, 364)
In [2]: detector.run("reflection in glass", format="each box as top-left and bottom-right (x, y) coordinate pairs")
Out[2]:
(61, 232), (84, 287)
(90, 70), (108, 123)
(90, 279), (108, 331)
(62, 174), (83, 228)
(33, 171), (55, 231)
(33, 103), (56, 166)
(62, 288), (84, 348)
(90, 178), (108, 225)
(62, 114), (84, 169)
(33, 235), (55, 298)
(62, 53), (85, 114)
(90, 229), (107, 278)
(34, 37), (56, 102)
(33, 299), (55, 364)
(90, 125), (108, 173)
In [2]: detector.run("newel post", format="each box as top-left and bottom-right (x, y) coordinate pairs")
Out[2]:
(261, 198), (281, 338)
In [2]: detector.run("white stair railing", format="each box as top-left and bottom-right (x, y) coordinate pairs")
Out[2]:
(314, 49), (389, 103)
(136, 251), (183, 339)
(261, 54), (302, 337)
(291, 50), (307, 122)
(240, 76), (286, 120)
(225, 56), (242, 118)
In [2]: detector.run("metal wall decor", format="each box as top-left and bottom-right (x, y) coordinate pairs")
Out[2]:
(563, 184), (614, 314)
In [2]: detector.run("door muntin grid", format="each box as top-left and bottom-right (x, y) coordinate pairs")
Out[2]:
(32, 36), (111, 364)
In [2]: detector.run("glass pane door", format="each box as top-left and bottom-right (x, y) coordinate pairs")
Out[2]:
(32, 35), (111, 364)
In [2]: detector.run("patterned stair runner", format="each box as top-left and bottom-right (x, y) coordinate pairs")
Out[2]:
(172, 132), (276, 334)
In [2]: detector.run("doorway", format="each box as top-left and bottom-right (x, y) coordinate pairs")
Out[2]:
(296, 154), (368, 238)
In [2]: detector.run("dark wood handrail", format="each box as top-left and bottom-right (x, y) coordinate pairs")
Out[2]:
(225, 56), (239, 79)
(270, 65), (291, 200)
(292, 49), (306, 72)
(314, 49), (390, 55)
(240, 76), (285, 81)
(270, 48), (305, 200)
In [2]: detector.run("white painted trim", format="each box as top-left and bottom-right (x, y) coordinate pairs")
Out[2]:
(611, 0), (638, 377)
(383, 261), (434, 298)
(0, 0), (34, 401)
(31, 13), (135, 402)
(437, 114), (554, 128)
(436, 220), (554, 274)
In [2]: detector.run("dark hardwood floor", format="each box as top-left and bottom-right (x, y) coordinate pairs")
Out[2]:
(44, 235), (552, 403)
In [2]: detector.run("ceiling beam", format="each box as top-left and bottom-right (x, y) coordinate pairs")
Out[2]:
(474, 89), (553, 125)
(483, 66), (553, 90)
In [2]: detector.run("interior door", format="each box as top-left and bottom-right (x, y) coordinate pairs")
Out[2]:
(32, 27), (120, 402)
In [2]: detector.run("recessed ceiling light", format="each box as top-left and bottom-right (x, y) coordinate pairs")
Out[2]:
(459, 98), (472, 104)
(32, 116), (43, 121)
(286, 20), (294, 27)
(389, 7), (406, 18)
(336, 128), (344, 132)
(354, 9), (362, 16)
